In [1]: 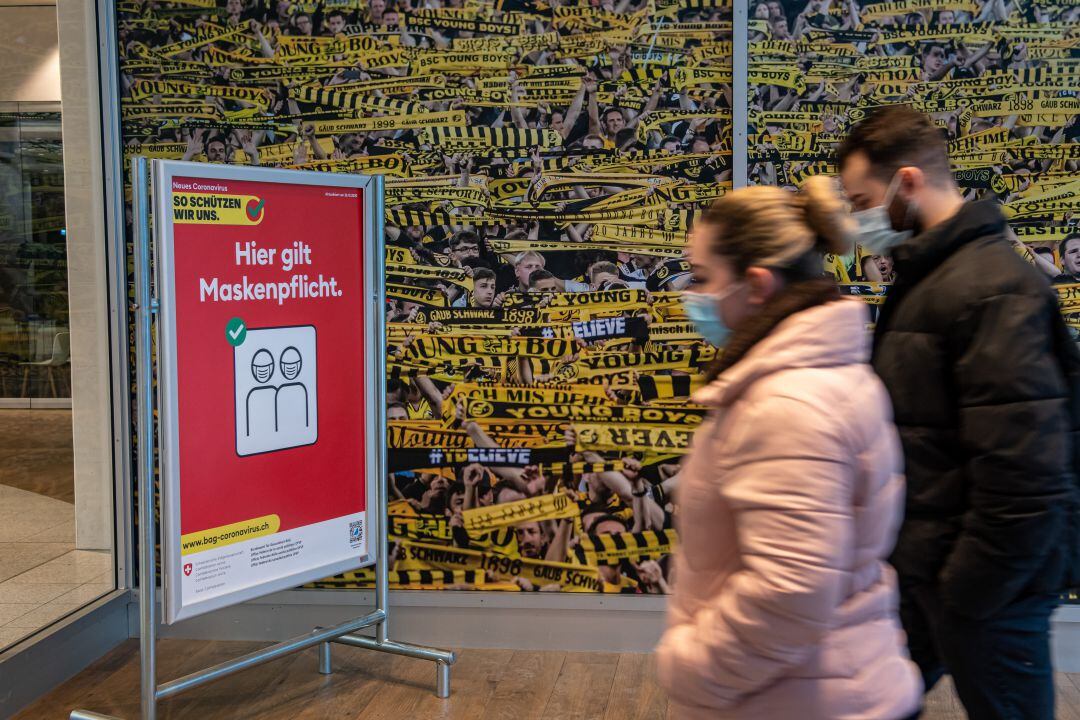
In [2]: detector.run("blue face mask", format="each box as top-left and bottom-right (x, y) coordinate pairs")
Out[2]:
(852, 171), (913, 256)
(680, 284), (742, 346)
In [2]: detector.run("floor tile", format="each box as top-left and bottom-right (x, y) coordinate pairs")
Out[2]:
(19, 520), (76, 544)
(0, 485), (73, 519)
(0, 602), (37, 624)
(6, 550), (112, 585)
(0, 486), (75, 570)
(0, 626), (32, 648)
(0, 411), (82, 645)
(53, 583), (113, 605)
(0, 581), (74, 604)
(0, 523), (39, 544)
(87, 571), (115, 585)
(4, 599), (85, 628)
(0, 543), (76, 583)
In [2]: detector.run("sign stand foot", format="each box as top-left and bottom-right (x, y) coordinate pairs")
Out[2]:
(333, 632), (457, 697)
(437, 660), (451, 699)
(318, 642), (332, 675)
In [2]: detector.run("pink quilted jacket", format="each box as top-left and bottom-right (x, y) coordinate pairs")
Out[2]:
(657, 298), (922, 720)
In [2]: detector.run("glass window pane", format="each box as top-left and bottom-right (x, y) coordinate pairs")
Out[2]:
(1, 3), (116, 648)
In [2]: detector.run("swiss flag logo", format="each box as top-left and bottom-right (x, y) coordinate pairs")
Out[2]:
(183, 563), (193, 577)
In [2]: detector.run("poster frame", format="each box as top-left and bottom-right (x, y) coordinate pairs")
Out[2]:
(151, 159), (382, 624)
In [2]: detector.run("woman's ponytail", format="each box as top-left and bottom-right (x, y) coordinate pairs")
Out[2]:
(798, 175), (856, 256)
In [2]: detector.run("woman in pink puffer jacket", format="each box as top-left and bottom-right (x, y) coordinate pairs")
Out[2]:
(657, 180), (922, 720)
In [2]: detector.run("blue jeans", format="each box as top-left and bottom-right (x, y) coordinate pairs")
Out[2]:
(902, 586), (1058, 720)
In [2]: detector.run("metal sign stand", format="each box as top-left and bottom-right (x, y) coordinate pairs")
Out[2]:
(71, 157), (455, 720)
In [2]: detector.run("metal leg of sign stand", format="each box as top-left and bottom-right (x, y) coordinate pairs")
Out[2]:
(70, 159), (455, 720)
(319, 172), (456, 699)
(318, 377), (458, 695)
(332, 635), (456, 698)
(318, 642), (333, 674)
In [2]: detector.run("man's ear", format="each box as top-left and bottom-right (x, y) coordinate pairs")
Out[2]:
(897, 165), (925, 197)
(744, 267), (779, 306)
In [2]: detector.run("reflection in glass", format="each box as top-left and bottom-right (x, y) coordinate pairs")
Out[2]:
(0, 105), (69, 400)
(0, 103), (107, 653)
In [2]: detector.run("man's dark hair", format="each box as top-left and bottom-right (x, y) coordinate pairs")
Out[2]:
(529, 269), (555, 287)
(473, 267), (496, 283)
(598, 279), (629, 291)
(334, 132), (357, 149)
(387, 378), (406, 396)
(326, 8), (346, 19)
(586, 513), (628, 534)
(589, 260), (618, 279)
(207, 135), (229, 148)
(1058, 234), (1080, 257)
(836, 105), (952, 185)
(449, 230), (479, 250)
(602, 107), (623, 121)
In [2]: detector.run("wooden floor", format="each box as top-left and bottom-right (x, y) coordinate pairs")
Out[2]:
(15, 639), (1080, 719)
(0, 409), (74, 504)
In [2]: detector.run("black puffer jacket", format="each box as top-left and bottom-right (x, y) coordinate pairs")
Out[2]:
(873, 200), (1080, 621)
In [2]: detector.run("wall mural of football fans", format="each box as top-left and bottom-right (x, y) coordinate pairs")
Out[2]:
(745, 0), (1079, 322)
(116, 0), (733, 592)
(114, 0), (1077, 595)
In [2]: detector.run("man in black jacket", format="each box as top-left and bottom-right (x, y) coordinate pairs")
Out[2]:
(838, 105), (1079, 719)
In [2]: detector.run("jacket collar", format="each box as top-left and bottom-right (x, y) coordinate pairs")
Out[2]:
(692, 298), (870, 408)
(891, 200), (1006, 284)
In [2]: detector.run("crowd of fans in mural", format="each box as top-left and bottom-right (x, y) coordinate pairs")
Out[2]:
(117, 0), (1077, 592)
(748, 0), (1078, 283)
(117, 0), (740, 592)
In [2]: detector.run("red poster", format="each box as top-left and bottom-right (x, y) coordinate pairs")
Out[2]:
(158, 167), (374, 622)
